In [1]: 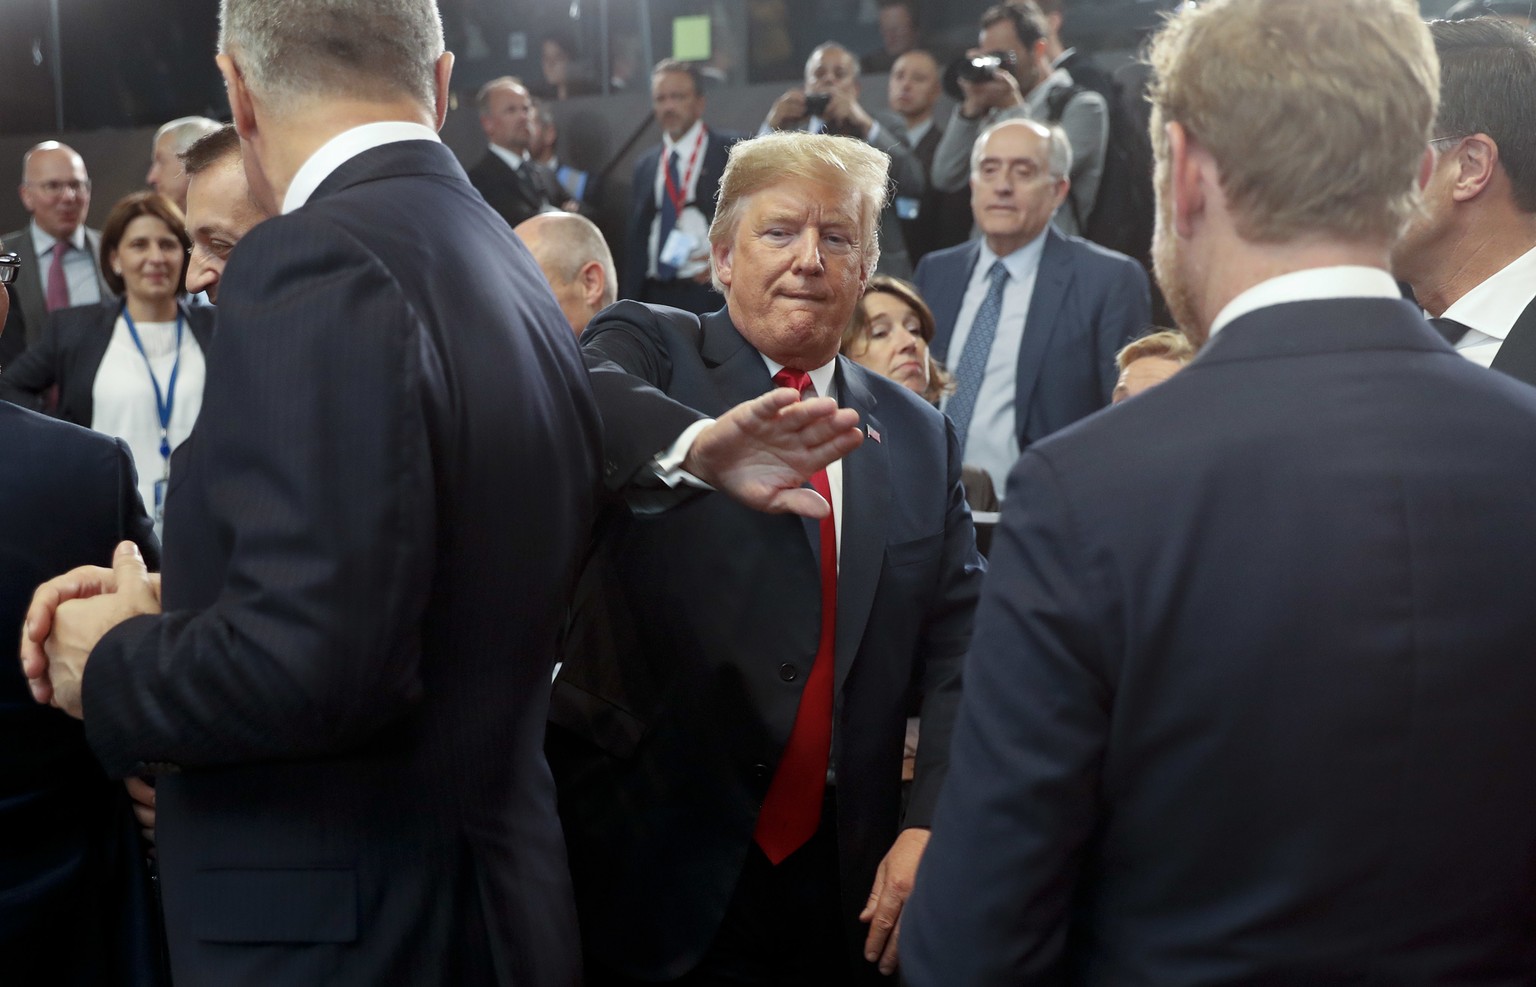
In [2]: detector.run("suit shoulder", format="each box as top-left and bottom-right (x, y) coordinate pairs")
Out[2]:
(1057, 233), (1147, 278)
(0, 400), (124, 460)
(916, 241), (976, 276)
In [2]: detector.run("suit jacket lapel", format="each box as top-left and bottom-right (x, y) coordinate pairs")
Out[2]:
(829, 360), (888, 697)
(930, 242), (980, 364)
(15, 236), (46, 347)
(1014, 230), (1072, 441)
(1490, 294), (1536, 387)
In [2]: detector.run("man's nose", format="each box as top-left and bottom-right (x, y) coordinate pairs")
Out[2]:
(791, 233), (825, 273)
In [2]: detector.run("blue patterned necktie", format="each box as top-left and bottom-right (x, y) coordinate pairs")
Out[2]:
(946, 260), (1010, 453)
(656, 149), (681, 280)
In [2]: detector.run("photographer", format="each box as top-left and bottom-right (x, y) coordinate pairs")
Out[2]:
(762, 42), (925, 278)
(930, 2), (1107, 237)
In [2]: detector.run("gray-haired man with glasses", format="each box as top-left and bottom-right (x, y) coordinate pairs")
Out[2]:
(1, 142), (109, 367)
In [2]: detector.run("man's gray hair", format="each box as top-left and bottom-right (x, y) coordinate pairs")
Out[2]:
(154, 116), (223, 154)
(970, 118), (1073, 178)
(218, 0), (444, 110)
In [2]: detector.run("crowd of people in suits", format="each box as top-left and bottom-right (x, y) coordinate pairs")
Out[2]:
(5, 0), (1536, 984)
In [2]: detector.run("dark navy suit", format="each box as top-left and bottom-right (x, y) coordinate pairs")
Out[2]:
(549, 301), (985, 981)
(905, 297), (1536, 984)
(622, 129), (740, 314)
(914, 229), (1150, 452)
(79, 139), (602, 985)
(0, 403), (163, 986)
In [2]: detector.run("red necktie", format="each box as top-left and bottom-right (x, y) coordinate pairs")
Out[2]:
(753, 367), (838, 864)
(45, 240), (71, 312)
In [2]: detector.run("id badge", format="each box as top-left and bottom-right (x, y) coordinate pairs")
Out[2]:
(153, 477), (167, 528)
(659, 228), (697, 269)
(895, 196), (921, 221)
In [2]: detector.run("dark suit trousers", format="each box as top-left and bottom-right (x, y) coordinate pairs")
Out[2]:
(588, 795), (882, 986)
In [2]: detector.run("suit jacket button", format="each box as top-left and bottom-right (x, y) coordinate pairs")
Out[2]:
(778, 662), (798, 682)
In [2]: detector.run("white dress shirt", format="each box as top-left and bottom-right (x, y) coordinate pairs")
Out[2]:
(648, 119), (712, 280)
(939, 231), (1049, 492)
(1208, 265), (1403, 338)
(1439, 244), (1536, 369)
(283, 121), (442, 215)
(91, 312), (206, 535)
(29, 221), (101, 309)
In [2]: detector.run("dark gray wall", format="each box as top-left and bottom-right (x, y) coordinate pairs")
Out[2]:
(0, 74), (951, 286)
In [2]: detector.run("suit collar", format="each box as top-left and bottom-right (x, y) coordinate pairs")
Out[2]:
(1490, 294), (1536, 383)
(827, 358), (887, 696)
(1194, 297), (1448, 367)
(1011, 227), (1074, 434)
(284, 121), (443, 213)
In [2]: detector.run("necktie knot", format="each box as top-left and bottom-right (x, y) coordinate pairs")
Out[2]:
(988, 259), (1009, 287)
(773, 367), (813, 396)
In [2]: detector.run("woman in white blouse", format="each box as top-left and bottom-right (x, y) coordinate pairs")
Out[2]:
(0, 191), (214, 533)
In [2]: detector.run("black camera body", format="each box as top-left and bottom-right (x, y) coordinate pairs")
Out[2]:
(803, 91), (831, 118)
(943, 49), (1020, 100)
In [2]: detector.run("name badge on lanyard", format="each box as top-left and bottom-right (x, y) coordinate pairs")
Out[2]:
(122, 303), (183, 528)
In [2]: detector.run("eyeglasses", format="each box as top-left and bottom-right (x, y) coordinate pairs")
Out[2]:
(0, 252), (19, 285)
(26, 179), (90, 196)
(1428, 135), (1463, 152)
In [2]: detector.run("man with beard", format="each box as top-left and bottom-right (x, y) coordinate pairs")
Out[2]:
(903, 0), (1536, 983)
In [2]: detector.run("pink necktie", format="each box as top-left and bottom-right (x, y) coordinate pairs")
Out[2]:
(753, 367), (838, 864)
(45, 240), (71, 312)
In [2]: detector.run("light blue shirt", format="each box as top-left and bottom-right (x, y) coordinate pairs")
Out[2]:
(29, 221), (101, 308)
(939, 231), (1048, 493)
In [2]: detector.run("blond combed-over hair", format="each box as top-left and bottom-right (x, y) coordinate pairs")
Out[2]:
(1147, 0), (1439, 244)
(707, 132), (890, 293)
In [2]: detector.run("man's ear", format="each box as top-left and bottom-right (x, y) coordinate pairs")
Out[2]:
(433, 51), (456, 131)
(218, 53), (257, 142)
(712, 240), (733, 290)
(1450, 134), (1499, 204)
(579, 260), (606, 309)
(1165, 121), (1206, 239)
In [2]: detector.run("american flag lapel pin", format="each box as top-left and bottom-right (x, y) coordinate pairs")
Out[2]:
(867, 423), (881, 444)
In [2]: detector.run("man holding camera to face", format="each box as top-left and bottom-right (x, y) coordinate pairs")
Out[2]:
(929, 1), (1107, 238)
(763, 41), (924, 278)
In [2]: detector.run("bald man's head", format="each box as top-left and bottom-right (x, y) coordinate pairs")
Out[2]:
(514, 212), (617, 335)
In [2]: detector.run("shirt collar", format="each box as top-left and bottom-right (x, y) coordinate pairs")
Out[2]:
(1208, 266), (1402, 338)
(904, 116), (934, 147)
(1440, 242), (1536, 343)
(760, 352), (839, 403)
(663, 119), (705, 157)
(1050, 47), (1078, 71)
(31, 220), (86, 256)
(487, 141), (527, 173)
(283, 121), (442, 215)
(979, 227), (1049, 282)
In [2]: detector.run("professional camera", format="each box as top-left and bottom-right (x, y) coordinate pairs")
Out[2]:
(943, 50), (1020, 100)
(803, 91), (832, 118)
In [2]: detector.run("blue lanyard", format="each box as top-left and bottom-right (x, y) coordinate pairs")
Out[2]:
(120, 304), (183, 463)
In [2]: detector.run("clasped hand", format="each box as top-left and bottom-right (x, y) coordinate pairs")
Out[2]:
(19, 540), (162, 718)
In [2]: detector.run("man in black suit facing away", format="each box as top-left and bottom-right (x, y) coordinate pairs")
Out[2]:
(623, 59), (739, 315)
(551, 130), (985, 985)
(1393, 17), (1536, 385)
(20, 0), (602, 982)
(905, 0), (1536, 983)
(0, 255), (165, 985)
(469, 75), (563, 229)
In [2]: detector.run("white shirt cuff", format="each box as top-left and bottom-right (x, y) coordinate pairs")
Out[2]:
(651, 418), (716, 490)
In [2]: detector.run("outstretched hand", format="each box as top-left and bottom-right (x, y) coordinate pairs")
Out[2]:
(683, 387), (864, 517)
(20, 540), (162, 717)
